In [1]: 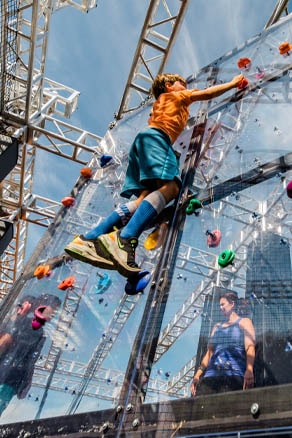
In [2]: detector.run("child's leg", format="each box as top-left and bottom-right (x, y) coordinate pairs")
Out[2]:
(98, 180), (179, 277)
(120, 191), (166, 239)
(84, 200), (136, 239)
(85, 190), (150, 239)
(64, 191), (149, 268)
(120, 180), (179, 239)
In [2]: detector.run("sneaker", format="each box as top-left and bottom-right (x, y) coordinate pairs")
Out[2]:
(64, 235), (115, 270)
(98, 230), (141, 278)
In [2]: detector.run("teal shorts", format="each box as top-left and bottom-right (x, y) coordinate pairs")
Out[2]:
(121, 127), (181, 198)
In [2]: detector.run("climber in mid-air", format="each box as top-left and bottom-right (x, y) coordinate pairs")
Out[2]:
(65, 72), (244, 278)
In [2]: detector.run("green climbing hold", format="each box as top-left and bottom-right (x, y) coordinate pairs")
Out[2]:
(218, 249), (235, 268)
(186, 198), (202, 215)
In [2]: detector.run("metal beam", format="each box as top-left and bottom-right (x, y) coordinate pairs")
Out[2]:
(115, 0), (190, 120)
(0, 0), (99, 295)
(264, 0), (290, 28)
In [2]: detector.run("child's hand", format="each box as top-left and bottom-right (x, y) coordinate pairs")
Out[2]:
(231, 74), (244, 87)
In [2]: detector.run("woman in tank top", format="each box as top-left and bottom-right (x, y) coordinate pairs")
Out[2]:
(191, 291), (255, 396)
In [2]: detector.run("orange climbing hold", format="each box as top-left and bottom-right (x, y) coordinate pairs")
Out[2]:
(80, 167), (93, 178)
(279, 41), (292, 55)
(58, 275), (75, 290)
(34, 265), (51, 280)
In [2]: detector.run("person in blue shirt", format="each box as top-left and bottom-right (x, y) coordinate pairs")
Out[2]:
(191, 291), (255, 396)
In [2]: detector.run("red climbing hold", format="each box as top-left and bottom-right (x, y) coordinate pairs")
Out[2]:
(237, 57), (251, 71)
(237, 77), (249, 89)
(61, 197), (75, 207)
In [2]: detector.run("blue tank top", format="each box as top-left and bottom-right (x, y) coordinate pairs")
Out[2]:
(204, 317), (246, 378)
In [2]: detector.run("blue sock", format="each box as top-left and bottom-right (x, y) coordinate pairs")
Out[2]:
(84, 201), (137, 239)
(120, 191), (166, 239)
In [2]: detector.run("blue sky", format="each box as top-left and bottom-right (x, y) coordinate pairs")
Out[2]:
(45, 0), (278, 135)
(27, 0), (281, 257)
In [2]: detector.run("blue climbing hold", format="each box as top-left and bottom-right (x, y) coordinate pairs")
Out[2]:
(100, 154), (113, 167)
(95, 273), (111, 294)
(125, 270), (151, 295)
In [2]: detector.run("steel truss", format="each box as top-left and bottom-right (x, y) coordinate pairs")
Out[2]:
(0, 0), (100, 296)
(28, 175), (292, 403)
(0, 0), (191, 297)
(30, 83), (292, 406)
(30, 109), (292, 407)
(115, 0), (190, 120)
(32, 96), (292, 407)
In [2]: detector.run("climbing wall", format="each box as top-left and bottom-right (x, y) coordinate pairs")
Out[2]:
(1, 12), (292, 435)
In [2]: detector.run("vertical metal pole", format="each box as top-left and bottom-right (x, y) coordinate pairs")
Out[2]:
(115, 69), (219, 435)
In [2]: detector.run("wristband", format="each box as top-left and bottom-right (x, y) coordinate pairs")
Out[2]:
(193, 366), (206, 381)
(198, 365), (206, 372)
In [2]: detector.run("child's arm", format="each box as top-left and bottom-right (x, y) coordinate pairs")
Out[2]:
(190, 74), (244, 102)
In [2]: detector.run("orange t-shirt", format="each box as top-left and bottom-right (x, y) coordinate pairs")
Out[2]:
(148, 89), (194, 144)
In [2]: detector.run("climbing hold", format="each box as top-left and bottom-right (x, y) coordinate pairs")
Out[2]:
(255, 67), (265, 80)
(58, 276), (75, 290)
(95, 273), (111, 294)
(206, 229), (222, 248)
(61, 196), (75, 207)
(144, 223), (168, 250)
(286, 181), (292, 198)
(80, 167), (93, 178)
(32, 319), (43, 330)
(218, 249), (235, 268)
(125, 270), (151, 295)
(32, 305), (48, 330)
(100, 154), (113, 167)
(17, 301), (32, 316)
(186, 198), (202, 215)
(33, 265), (51, 280)
(279, 41), (292, 56)
(237, 77), (249, 89)
(237, 57), (251, 71)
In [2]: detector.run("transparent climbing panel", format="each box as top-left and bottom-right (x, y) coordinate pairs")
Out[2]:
(1, 13), (292, 429)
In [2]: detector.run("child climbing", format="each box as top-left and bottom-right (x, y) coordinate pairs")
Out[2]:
(65, 72), (244, 278)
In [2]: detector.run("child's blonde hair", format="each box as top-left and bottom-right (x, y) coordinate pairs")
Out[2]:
(151, 73), (186, 99)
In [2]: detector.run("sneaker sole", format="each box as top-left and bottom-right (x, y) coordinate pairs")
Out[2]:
(64, 242), (115, 270)
(98, 235), (141, 278)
